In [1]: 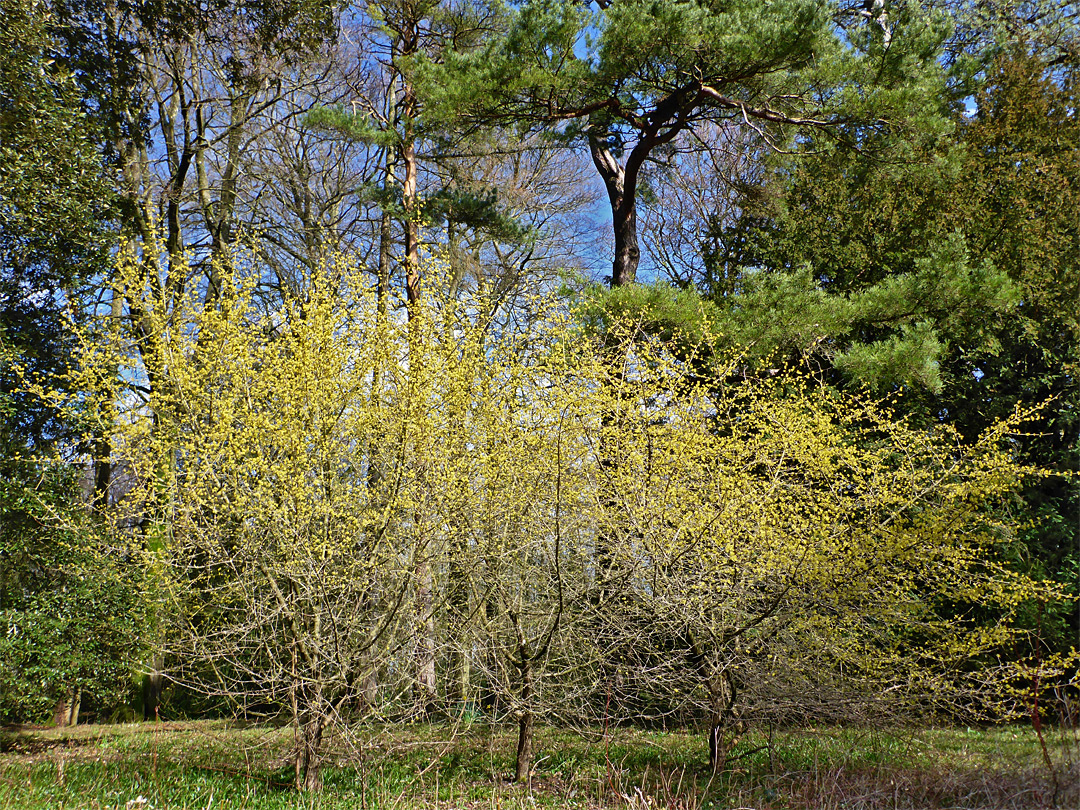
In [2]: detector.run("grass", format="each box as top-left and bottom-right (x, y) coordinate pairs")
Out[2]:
(0, 720), (1075, 809)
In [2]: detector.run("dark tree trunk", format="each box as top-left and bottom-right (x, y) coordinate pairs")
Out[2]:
(52, 689), (80, 727)
(589, 133), (639, 287)
(396, 25), (437, 717)
(141, 656), (163, 721)
(414, 553), (438, 718)
(401, 79), (421, 308)
(514, 657), (534, 783)
(295, 718), (324, 792)
(447, 542), (470, 714)
(480, 595), (499, 713)
(687, 630), (739, 773)
(611, 198), (639, 288)
(92, 440), (111, 509)
(588, 88), (694, 289)
(706, 671), (737, 774)
(377, 206), (392, 318)
(413, 515), (437, 718)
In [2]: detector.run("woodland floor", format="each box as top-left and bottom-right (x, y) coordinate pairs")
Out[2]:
(0, 719), (1076, 809)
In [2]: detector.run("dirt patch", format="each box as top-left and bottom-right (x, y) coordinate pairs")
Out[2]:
(0, 735), (92, 755)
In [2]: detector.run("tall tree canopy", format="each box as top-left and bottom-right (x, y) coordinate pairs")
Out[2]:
(437, 0), (954, 286)
(699, 43), (1078, 644)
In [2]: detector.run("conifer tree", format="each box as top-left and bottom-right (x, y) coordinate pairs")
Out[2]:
(703, 43), (1078, 646)
(441, 0), (953, 287)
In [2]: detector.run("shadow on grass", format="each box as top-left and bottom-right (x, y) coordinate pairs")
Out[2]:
(0, 721), (1075, 809)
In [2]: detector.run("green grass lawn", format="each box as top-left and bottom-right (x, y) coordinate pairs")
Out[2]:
(0, 720), (1075, 809)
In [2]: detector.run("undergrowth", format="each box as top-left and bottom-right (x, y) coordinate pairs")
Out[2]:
(0, 720), (1075, 809)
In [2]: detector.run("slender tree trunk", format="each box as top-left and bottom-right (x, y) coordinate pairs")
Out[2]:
(514, 657), (534, 783)
(357, 152), (396, 717)
(587, 129), (639, 609)
(92, 433), (112, 512)
(141, 655), (163, 721)
(398, 28), (436, 713)
(295, 714), (325, 792)
(401, 87), (421, 305)
(197, 83), (251, 304)
(480, 595), (498, 713)
(706, 677), (734, 774)
(92, 285), (124, 510)
(414, 558), (438, 717)
(447, 540), (470, 714)
(687, 631), (737, 774)
(588, 95), (691, 288)
(414, 517), (437, 717)
(377, 206), (393, 319)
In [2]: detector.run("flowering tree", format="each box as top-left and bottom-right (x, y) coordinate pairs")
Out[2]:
(585, 325), (1064, 769)
(54, 247), (1065, 787)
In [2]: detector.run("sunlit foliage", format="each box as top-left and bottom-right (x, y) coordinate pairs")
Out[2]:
(41, 247), (1067, 785)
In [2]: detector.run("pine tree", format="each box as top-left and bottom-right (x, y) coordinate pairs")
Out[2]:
(441, 0), (953, 287)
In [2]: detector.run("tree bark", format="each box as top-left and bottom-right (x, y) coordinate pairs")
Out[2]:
(589, 132), (639, 287)
(706, 673), (738, 774)
(686, 628), (739, 772)
(414, 517), (437, 717)
(398, 19), (435, 715)
(295, 716), (324, 792)
(447, 539), (470, 714)
(588, 87), (697, 288)
(377, 199), (393, 319)
(51, 689), (80, 727)
(141, 655), (163, 721)
(414, 556), (438, 717)
(514, 658), (534, 783)
(401, 85), (421, 307)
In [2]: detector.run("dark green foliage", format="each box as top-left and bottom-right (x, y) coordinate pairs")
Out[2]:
(0, 0), (114, 449)
(948, 49), (1079, 647)
(0, 465), (149, 724)
(0, 0), (148, 723)
(435, 0), (958, 285)
(0, 0), (113, 279)
(707, 44), (1079, 648)
(708, 46), (1077, 407)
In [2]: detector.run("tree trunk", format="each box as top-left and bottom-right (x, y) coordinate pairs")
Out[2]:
(589, 133), (639, 287)
(447, 535), (471, 714)
(480, 595), (499, 713)
(415, 556), (438, 717)
(401, 85), (421, 307)
(514, 658), (534, 783)
(295, 717), (324, 792)
(447, 618), (470, 715)
(141, 655), (163, 721)
(686, 629), (738, 773)
(414, 516), (437, 718)
(361, 669), (378, 715)
(51, 689), (80, 727)
(377, 202), (392, 319)
(707, 716), (723, 774)
(358, 163), (395, 717)
(706, 670), (737, 774)
(610, 195), (639, 288)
